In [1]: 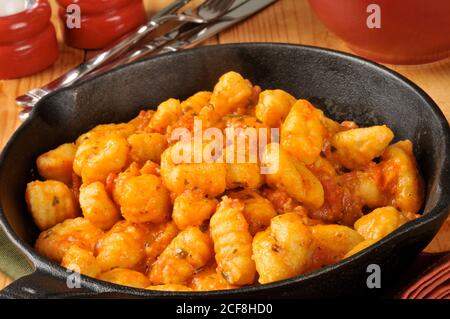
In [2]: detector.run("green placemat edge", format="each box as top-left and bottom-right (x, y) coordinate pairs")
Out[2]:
(0, 228), (33, 280)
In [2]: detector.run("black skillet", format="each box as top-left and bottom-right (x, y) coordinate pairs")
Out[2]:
(0, 44), (449, 298)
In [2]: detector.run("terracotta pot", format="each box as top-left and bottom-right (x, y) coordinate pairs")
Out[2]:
(308, 0), (450, 64)
(56, 0), (147, 50)
(0, 0), (59, 79)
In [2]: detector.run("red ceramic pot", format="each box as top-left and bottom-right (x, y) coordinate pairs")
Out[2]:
(308, 0), (450, 65)
(0, 0), (59, 79)
(56, 0), (147, 50)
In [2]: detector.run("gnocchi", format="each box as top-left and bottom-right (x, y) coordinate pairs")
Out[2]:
(73, 134), (129, 184)
(117, 174), (171, 224)
(150, 226), (213, 285)
(27, 71), (424, 292)
(96, 221), (147, 271)
(79, 181), (120, 230)
(255, 89), (296, 127)
(26, 180), (79, 231)
(172, 190), (218, 230)
(210, 197), (256, 285)
(36, 143), (77, 185)
(61, 245), (102, 278)
(354, 206), (409, 241)
(262, 144), (324, 210)
(331, 125), (394, 169)
(252, 213), (315, 284)
(35, 217), (103, 262)
(281, 99), (325, 165)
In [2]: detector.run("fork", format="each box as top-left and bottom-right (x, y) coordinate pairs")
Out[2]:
(15, 0), (235, 109)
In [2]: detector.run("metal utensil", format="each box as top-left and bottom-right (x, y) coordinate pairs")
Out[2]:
(18, 0), (275, 121)
(86, 0), (274, 77)
(15, 0), (235, 108)
(84, 0), (250, 79)
(158, 0), (276, 53)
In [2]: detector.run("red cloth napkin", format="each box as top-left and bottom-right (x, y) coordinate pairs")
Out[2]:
(400, 253), (450, 299)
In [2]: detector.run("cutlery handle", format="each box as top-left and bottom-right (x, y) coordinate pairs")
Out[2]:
(39, 21), (164, 92)
(15, 0), (193, 107)
(84, 23), (197, 80)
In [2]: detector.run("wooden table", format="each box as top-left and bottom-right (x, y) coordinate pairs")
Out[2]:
(1, 0), (449, 289)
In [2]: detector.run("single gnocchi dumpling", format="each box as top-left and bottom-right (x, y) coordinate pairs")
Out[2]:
(210, 71), (253, 116)
(262, 144), (324, 210)
(210, 197), (256, 285)
(35, 217), (103, 262)
(79, 181), (120, 230)
(36, 143), (77, 185)
(96, 221), (147, 271)
(252, 213), (316, 284)
(61, 245), (102, 278)
(128, 132), (168, 164)
(73, 134), (129, 184)
(255, 89), (296, 127)
(111, 162), (141, 205)
(148, 98), (182, 133)
(26, 180), (79, 231)
(172, 190), (218, 230)
(281, 99), (325, 165)
(381, 140), (424, 214)
(98, 268), (150, 289)
(310, 224), (364, 268)
(117, 174), (171, 224)
(331, 125), (394, 169)
(354, 206), (409, 241)
(150, 226), (213, 285)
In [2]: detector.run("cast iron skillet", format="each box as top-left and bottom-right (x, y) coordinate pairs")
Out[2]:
(0, 44), (449, 298)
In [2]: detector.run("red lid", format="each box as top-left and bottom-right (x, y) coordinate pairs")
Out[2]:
(0, 0), (59, 79)
(57, 0), (147, 49)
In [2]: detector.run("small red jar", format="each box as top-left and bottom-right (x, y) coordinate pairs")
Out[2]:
(0, 0), (59, 79)
(56, 0), (147, 50)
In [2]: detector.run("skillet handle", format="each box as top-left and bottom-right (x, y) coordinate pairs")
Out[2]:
(0, 270), (95, 299)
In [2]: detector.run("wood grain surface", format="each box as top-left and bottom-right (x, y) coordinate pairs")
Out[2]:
(0, 0), (449, 289)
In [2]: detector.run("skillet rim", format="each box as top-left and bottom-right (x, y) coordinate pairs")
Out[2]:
(0, 43), (449, 297)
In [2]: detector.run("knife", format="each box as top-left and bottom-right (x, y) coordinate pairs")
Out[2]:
(18, 0), (277, 120)
(76, 0), (277, 82)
